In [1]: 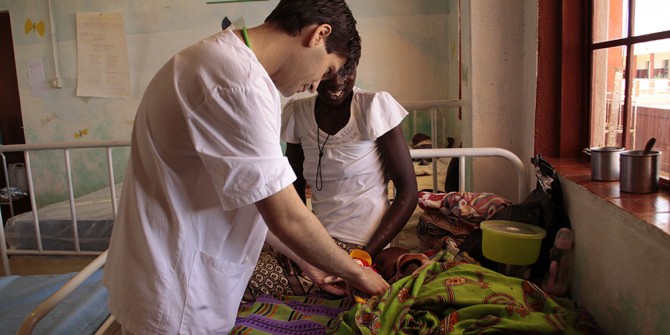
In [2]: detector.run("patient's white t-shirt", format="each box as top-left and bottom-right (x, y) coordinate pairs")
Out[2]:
(282, 87), (408, 245)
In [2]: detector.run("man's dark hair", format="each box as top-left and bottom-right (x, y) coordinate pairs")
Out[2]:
(265, 0), (361, 69)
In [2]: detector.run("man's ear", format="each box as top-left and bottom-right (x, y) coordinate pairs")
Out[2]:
(308, 23), (332, 47)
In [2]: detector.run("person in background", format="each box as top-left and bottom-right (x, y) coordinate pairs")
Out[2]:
(103, 1), (389, 333)
(245, 61), (417, 299)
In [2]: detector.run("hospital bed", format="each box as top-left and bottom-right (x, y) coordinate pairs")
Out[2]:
(0, 138), (534, 334)
(0, 141), (127, 335)
(1, 141), (129, 275)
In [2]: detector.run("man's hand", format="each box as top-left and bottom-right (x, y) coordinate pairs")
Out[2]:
(345, 262), (389, 296)
(299, 262), (348, 296)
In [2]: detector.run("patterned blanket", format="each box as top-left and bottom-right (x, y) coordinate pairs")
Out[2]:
(232, 248), (601, 335)
(232, 295), (349, 335)
(417, 191), (513, 227)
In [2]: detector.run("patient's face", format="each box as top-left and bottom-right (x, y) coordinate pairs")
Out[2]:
(317, 66), (356, 106)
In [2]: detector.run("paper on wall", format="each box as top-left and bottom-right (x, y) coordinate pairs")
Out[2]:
(75, 12), (130, 98)
(27, 58), (50, 96)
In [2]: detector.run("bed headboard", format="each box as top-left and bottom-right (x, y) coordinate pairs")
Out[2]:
(400, 99), (462, 150)
(409, 147), (528, 202)
(0, 140), (130, 275)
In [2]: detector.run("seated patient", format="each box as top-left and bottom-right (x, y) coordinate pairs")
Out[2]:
(244, 62), (417, 299)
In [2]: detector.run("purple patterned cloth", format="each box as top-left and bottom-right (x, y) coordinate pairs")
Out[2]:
(231, 295), (352, 335)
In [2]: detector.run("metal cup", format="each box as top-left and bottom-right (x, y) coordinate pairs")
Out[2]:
(620, 150), (661, 193)
(591, 147), (624, 181)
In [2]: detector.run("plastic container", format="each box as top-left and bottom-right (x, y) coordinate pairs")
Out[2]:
(8, 163), (28, 191)
(541, 228), (574, 296)
(350, 249), (372, 267)
(349, 249), (374, 304)
(480, 220), (546, 266)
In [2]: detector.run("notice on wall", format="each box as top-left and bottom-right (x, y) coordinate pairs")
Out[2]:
(27, 58), (50, 96)
(75, 12), (130, 98)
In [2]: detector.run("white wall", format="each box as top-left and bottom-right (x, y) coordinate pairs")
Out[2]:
(4, 0), (537, 204)
(560, 177), (670, 334)
(465, 1), (537, 201)
(2, 0), (455, 144)
(0, 0), (457, 204)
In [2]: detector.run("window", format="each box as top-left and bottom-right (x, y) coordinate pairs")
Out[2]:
(656, 59), (669, 78)
(590, 0), (670, 181)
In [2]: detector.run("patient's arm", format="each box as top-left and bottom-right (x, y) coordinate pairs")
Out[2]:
(366, 125), (418, 258)
(257, 185), (386, 296)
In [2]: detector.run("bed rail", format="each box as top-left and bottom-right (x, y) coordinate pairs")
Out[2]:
(409, 147), (528, 202)
(401, 99), (461, 153)
(17, 251), (110, 335)
(0, 140), (130, 276)
(11, 145), (528, 335)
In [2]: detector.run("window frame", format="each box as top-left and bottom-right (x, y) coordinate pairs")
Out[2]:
(589, 0), (670, 185)
(535, 0), (668, 187)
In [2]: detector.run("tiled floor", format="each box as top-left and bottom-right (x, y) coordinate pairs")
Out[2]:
(545, 157), (670, 235)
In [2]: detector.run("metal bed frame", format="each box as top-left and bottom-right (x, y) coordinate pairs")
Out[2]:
(0, 140), (130, 276)
(1, 143), (527, 334)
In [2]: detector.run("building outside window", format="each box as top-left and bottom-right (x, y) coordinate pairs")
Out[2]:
(591, 0), (670, 180)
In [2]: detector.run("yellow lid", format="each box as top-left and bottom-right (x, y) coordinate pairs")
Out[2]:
(480, 220), (546, 239)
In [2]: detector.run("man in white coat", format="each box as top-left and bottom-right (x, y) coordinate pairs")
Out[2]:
(103, 1), (389, 333)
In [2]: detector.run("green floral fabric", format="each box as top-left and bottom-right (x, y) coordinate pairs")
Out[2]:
(329, 249), (601, 334)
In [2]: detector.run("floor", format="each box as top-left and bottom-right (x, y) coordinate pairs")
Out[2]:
(0, 254), (96, 276)
(1, 254), (122, 334)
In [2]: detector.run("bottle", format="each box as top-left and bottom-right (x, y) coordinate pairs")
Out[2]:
(541, 227), (574, 296)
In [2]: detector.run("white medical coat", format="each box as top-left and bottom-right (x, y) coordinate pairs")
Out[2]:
(103, 28), (295, 334)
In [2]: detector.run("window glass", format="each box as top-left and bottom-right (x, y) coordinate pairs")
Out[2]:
(630, 41), (670, 179)
(591, 46), (627, 147)
(633, 0), (670, 36)
(591, 0), (670, 181)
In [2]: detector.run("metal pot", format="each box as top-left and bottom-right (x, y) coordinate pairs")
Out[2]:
(620, 150), (661, 193)
(591, 147), (624, 181)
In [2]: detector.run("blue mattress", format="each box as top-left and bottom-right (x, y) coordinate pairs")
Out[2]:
(0, 269), (108, 335)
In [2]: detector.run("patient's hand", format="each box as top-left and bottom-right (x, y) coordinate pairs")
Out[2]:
(299, 262), (348, 296)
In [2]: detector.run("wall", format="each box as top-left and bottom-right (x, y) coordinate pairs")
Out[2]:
(466, 2), (670, 333)
(0, 1), (540, 207)
(560, 177), (670, 334)
(466, 1), (537, 200)
(0, 0), (459, 204)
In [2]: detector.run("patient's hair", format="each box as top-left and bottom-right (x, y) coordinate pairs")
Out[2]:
(265, 0), (361, 67)
(412, 133), (432, 148)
